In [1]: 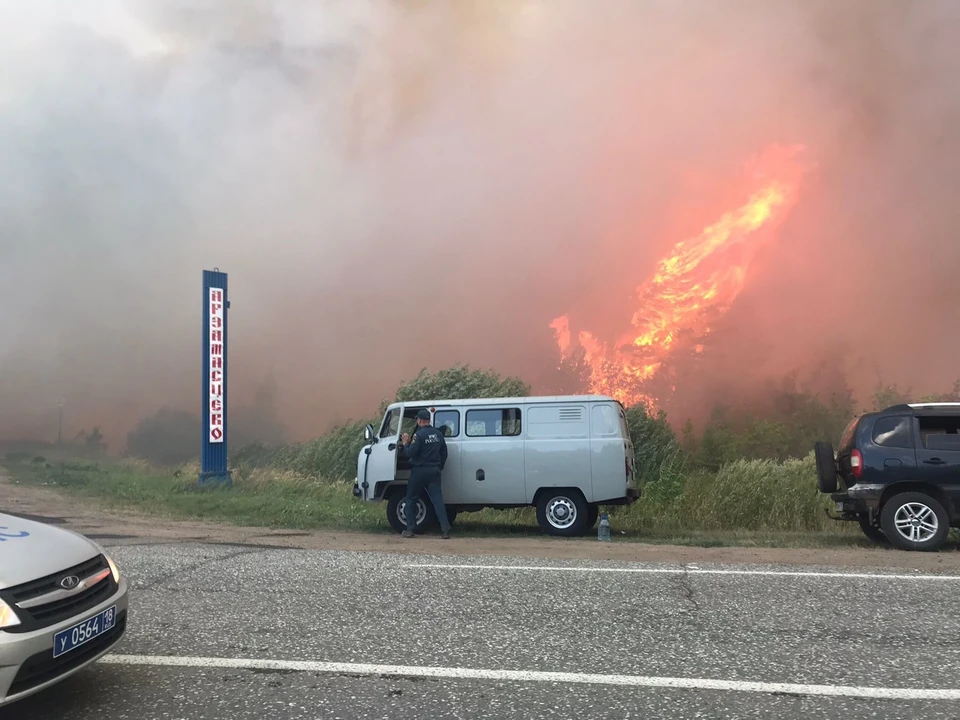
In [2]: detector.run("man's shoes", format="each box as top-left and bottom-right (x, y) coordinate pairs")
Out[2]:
(441, 530), (451, 540)
(402, 530), (415, 538)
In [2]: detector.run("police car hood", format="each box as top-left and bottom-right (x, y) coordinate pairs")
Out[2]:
(0, 513), (101, 589)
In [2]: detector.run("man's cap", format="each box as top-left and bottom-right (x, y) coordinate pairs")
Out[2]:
(416, 409), (431, 421)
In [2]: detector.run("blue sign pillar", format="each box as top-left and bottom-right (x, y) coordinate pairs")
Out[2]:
(200, 268), (232, 486)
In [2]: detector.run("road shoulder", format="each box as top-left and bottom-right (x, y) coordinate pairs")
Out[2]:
(3, 471), (960, 572)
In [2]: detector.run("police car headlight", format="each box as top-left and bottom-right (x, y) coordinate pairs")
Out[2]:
(0, 599), (21, 629)
(105, 554), (121, 584)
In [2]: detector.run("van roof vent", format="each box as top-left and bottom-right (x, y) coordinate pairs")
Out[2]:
(558, 407), (582, 421)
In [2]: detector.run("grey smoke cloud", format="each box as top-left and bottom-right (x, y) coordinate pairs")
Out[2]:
(1, 0), (959, 449)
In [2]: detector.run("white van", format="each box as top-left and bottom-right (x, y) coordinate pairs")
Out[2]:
(352, 395), (639, 536)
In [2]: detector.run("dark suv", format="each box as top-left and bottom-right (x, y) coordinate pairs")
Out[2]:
(816, 402), (960, 551)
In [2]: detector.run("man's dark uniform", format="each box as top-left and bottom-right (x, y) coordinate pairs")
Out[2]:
(401, 409), (451, 537)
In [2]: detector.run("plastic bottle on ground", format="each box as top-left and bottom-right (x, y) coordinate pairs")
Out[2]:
(598, 513), (611, 542)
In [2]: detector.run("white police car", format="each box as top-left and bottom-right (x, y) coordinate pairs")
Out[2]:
(0, 512), (129, 707)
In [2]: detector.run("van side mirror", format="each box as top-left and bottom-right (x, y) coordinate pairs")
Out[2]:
(364, 424), (375, 442)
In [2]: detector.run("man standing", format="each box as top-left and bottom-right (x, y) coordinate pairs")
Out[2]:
(399, 409), (451, 539)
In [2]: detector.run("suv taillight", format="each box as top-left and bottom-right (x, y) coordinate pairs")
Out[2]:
(850, 449), (863, 479)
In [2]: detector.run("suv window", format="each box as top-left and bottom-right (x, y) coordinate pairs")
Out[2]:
(466, 408), (522, 437)
(872, 416), (914, 449)
(435, 410), (460, 438)
(918, 415), (960, 449)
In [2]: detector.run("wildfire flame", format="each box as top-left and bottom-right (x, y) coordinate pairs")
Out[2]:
(552, 143), (811, 408)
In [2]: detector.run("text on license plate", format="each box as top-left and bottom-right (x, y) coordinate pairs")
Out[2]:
(53, 605), (117, 659)
(836, 502), (844, 512)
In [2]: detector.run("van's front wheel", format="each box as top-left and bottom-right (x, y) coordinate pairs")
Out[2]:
(536, 491), (589, 537)
(387, 490), (436, 534)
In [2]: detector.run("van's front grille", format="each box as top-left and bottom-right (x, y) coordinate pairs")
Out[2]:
(0, 555), (117, 633)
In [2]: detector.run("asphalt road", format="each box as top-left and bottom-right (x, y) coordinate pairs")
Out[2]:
(5, 542), (960, 719)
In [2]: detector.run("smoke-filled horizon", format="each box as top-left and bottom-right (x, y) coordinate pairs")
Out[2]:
(2, 0), (960, 450)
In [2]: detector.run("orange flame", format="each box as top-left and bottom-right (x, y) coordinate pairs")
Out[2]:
(552, 143), (811, 408)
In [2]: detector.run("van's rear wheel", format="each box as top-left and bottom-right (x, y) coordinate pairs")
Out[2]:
(815, 441), (838, 493)
(536, 491), (589, 537)
(387, 490), (436, 534)
(880, 492), (949, 552)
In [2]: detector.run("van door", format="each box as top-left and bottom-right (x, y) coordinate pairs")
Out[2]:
(590, 403), (629, 501)
(433, 409), (464, 504)
(460, 407), (526, 505)
(361, 407), (402, 499)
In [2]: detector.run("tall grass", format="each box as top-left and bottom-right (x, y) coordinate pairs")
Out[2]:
(608, 452), (838, 534)
(6, 451), (860, 546)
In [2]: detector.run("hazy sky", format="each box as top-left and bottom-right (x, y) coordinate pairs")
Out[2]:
(2, 0), (959, 448)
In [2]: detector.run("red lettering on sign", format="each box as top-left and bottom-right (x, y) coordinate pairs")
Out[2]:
(211, 330), (222, 342)
(211, 383), (222, 397)
(211, 290), (223, 303)
(211, 370), (223, 383)
(210, 302), (222, 315)
(211, 343), (223, 356)
(211, 357), (223, 370)
(211, 414), (222, 426)
(212, 316), (222, 329)
(211, 399), (222, 412)
(211, 427), (223, 441)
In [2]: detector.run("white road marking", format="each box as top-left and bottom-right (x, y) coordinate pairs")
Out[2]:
(405, 563), (960, 581)
(100, 654), (960, 701)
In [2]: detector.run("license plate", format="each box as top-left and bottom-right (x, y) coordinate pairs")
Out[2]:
(835, 502), (844, 512)
(53, 605), (117, 659)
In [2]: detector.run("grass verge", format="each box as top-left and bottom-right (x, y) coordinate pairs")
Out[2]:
(0, 453), (890, 549)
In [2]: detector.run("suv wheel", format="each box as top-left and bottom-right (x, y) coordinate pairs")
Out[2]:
(536, 491), (589, 537)
(814, 441), (838, 494)
(880, 492), (950, 552)
(857, 515), (889, 546)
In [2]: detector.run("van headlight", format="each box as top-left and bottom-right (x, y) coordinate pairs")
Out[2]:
(0, 599), (21, 629)
(105, 554), (121, 584)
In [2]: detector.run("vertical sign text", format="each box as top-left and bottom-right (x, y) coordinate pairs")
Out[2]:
(208, 287), (225, 443)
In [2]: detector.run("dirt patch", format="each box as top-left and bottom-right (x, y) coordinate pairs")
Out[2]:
(3, 472), (960, 573)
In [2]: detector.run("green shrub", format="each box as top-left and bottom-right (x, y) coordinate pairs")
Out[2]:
(624, 405), (682, 487)
(391, 364), (531, 407)
(680, 453), (827, 532)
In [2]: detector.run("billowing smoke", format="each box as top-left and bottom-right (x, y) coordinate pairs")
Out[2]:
(1, 0), (959, 449)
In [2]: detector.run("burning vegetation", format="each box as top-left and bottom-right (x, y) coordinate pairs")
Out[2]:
(551, 143), (813, 409)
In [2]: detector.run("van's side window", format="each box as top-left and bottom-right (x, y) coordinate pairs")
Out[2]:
(592, 405), (619, 436)
(435, 410), (460, 438)
(379, 409), (400, 439)
(872, 416), (913, 449)
(466, 409), (522, 437)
